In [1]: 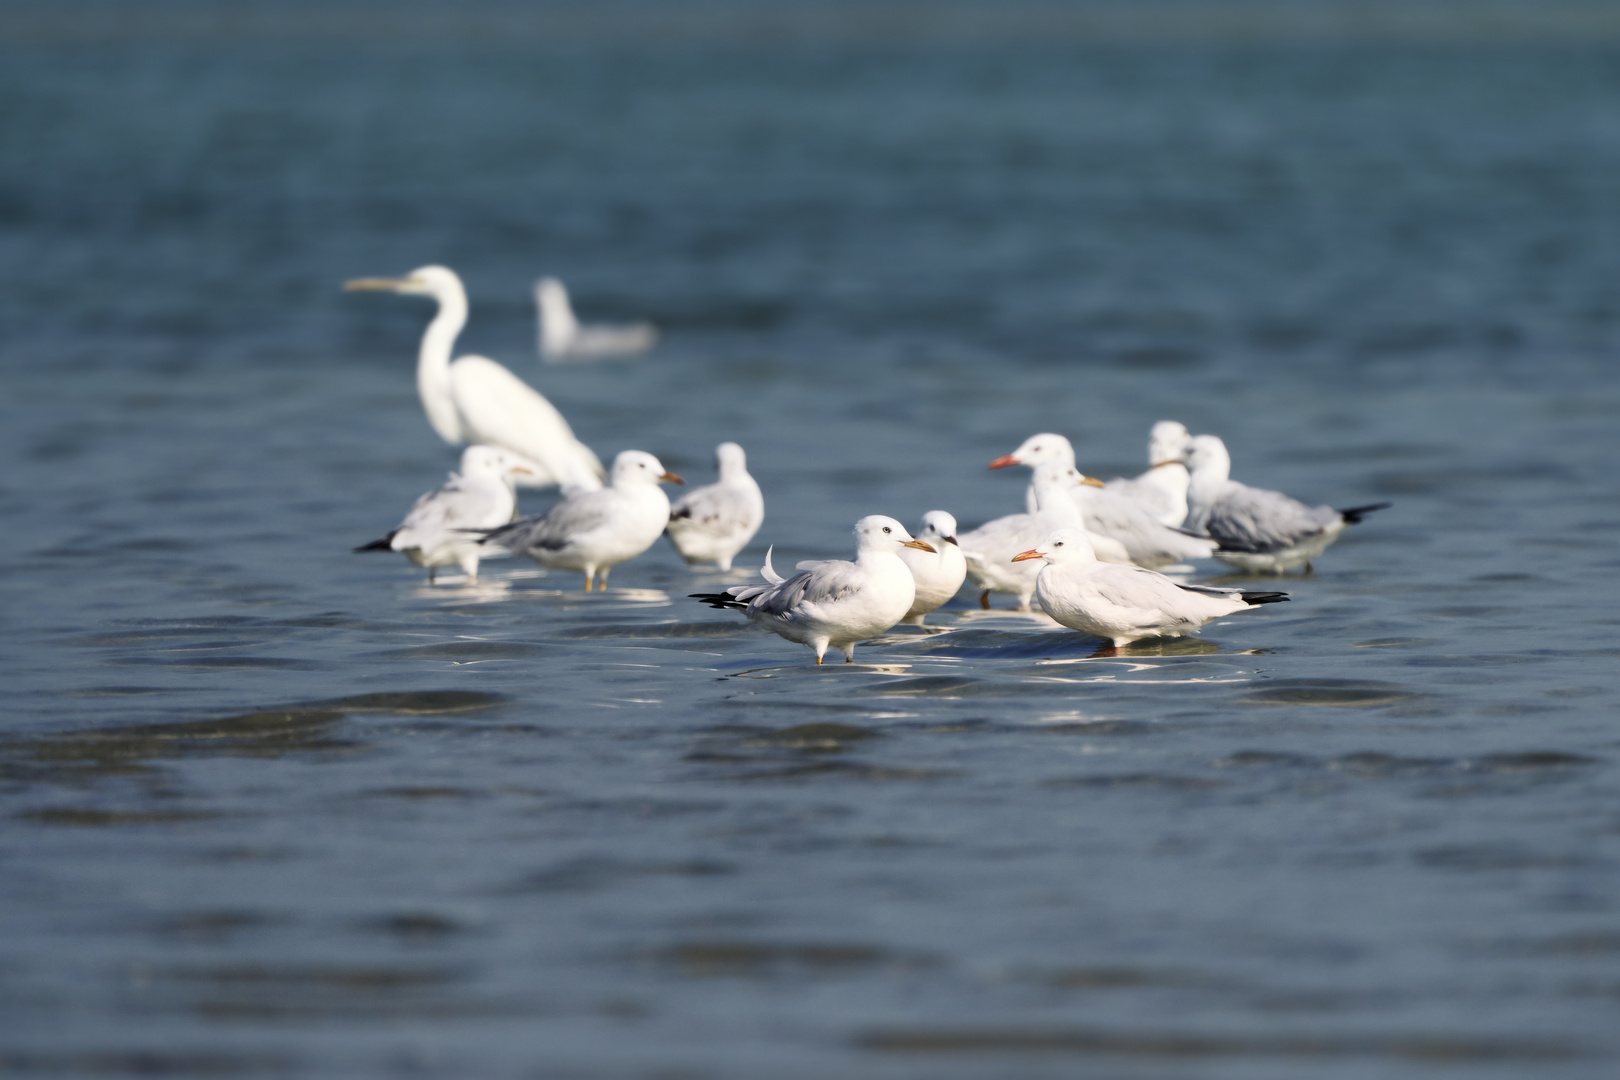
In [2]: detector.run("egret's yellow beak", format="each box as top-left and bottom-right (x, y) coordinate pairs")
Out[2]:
(344, 277), (408, 292)
(902, 539), (936, 553)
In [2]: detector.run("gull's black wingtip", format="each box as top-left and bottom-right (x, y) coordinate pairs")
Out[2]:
(690, 592), (747, 611)
(353, 531), (396, 553)
(1240, 591), (1290, 606)
(1338, 502), (1392, 525)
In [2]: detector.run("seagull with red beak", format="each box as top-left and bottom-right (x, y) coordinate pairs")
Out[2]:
(1012, 528), (1289, 647)
(990, 432), (1217, 568)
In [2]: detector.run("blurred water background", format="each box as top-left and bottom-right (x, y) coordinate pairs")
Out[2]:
(3, 1), (1620, 1076)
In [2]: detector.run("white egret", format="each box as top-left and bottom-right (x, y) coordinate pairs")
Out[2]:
(345, 265), (604, 491)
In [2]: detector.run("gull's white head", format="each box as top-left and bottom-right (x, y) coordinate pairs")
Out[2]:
(1148, 420), (1193, 465)
(344, 264), (464, 301)
(1185, 434), (1232, 480)
(458, 445), (533, 481)
(715, 441), (749, 480)
(854, 515), (935, 555)
(1011, 528), (1098, 566)
(610, 450), (684, 488)
(914, 511), (959, 548)
(535, 276), (572, 312)
(989, 433), (1076, 471)
(1031, 461), (1105, 496)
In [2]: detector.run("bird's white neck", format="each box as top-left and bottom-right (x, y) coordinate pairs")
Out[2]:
(419, 285), (468, 444)
(538, 282), (578, 354)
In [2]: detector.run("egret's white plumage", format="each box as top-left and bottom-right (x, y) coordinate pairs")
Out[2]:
(665, 442), (764, 572)
(693, 515), (935, 664)
(895, 511), (968, 625)
(536, 277), (657, 362)
(1185, 435), (1391, 574)
(1105, 420), (1193, 527)
(990, 432), (1216, 568)
(345, 266), (604, 491)
(354, 446), (529, 583)
(960, 463), (1128, 610)
(1013, 528), (1289, 647)
(482, 450), (683, 590)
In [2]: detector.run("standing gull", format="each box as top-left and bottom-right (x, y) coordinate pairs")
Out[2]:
(959, 463), (1129, 610)
(665, 441), (765, 572)
(1185, 435), (1390, 574)
(345, 265), (604, 491)
(990, 432), (1217, 568)
(1014, 528), (1290, 647)
(895, 511), (968, 626)
(692, 515), (934, 664)
(482, 450), (683, 591)
(1105, 420), (1194, 527)
(536, 277), (658, 362)
(353, 445), (530, 584)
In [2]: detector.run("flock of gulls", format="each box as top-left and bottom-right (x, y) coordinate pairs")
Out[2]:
(349, 266), (1388, 663)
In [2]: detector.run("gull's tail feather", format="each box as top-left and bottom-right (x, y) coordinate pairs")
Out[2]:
(353, 531), (397, 553)
(1338, 503), (1392, 524)
(760, 545), (785, 585)
(690, 592), (748, 611)
(1240, 591), (1290, 606)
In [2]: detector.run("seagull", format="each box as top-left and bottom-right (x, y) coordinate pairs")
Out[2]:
(480, 450), (683, 591)
(345, 266), (604, 491)
(1013, 528), (1290, 647)
(895, 511), (968, 626)
(353, 446), (531, 584)
(536, 277), (658, 362)
(691, 515), (935, 664)
(1185, 435), (1391, 574)
(959, 463), (1130, 610)
(665, 441), (765, 572)
(990, 432), (1217, 568)
(1105, 420), (1193, 527)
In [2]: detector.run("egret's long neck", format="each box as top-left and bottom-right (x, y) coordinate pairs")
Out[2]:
(419, 285), (468, 444)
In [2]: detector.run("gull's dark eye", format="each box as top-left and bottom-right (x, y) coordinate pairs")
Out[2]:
(882, 526), (891, 534)
(1055, 542), (1064, 547)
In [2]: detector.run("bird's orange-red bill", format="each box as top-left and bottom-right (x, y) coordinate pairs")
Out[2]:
(1011, 548), (1043, 562)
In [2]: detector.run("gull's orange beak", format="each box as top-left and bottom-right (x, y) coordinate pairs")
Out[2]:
(902, 539), (936, 553)
(1079, 475), (1106, 488)
(988, 454), (1019, 470)
(659, 471), (685, 485)
(1011, 548), (1044, 562)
